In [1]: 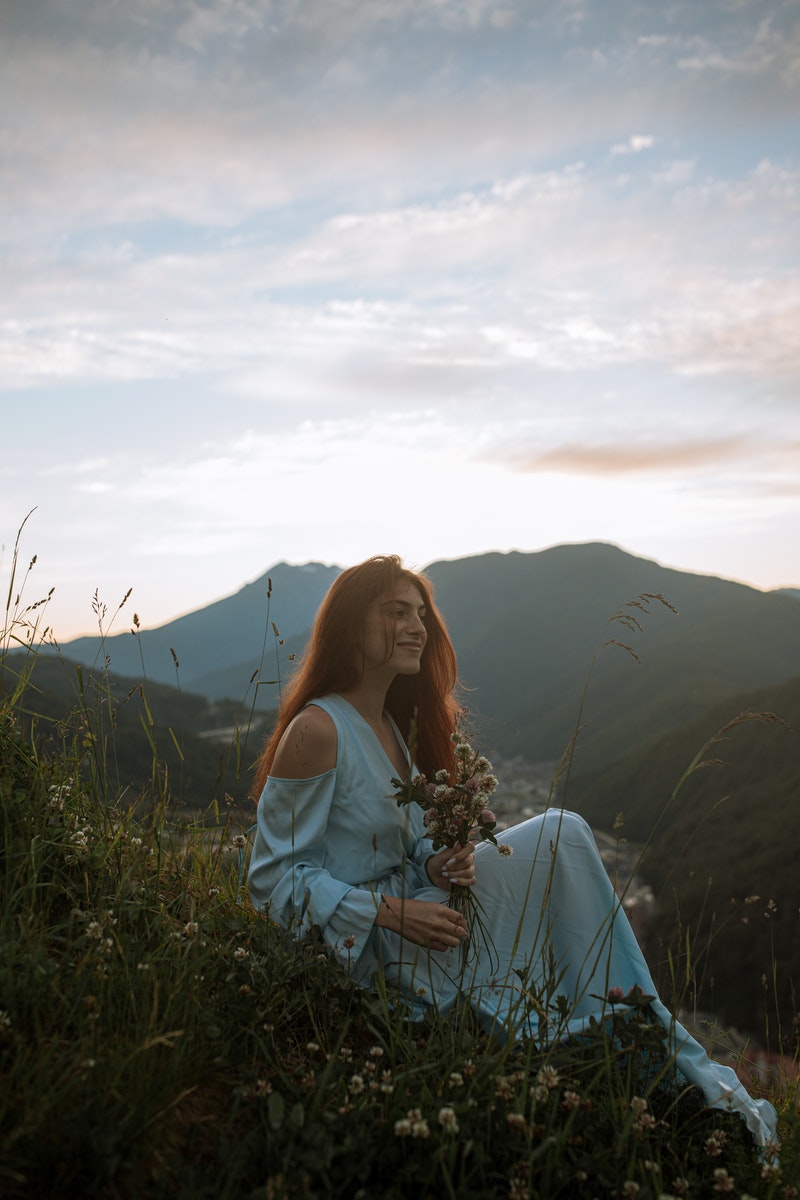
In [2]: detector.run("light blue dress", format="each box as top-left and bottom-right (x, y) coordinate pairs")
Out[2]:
(248, 694), (777, 1148)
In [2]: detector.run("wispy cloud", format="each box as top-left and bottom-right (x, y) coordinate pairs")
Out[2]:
(611, 134), (655, 156)
(483, 435), (757, 476)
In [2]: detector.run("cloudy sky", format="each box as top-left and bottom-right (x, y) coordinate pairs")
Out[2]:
(2, 0), (799, 642)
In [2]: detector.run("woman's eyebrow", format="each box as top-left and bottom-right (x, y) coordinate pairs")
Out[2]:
(380, 598), (427, 613)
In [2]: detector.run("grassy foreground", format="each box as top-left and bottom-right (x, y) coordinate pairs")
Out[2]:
(2, 689), (800, 1197)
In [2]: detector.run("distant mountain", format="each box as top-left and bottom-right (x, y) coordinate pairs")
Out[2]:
(56, 544), (800, 774)
(571, 674), (800, 1035)
(424, 545), (800, 770)
(53, 561), (341, 704)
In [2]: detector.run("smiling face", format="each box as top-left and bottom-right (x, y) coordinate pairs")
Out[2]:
(358, 579), (428, 680)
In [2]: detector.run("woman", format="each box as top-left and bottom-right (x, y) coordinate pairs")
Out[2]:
(248, 555), (776, 1147)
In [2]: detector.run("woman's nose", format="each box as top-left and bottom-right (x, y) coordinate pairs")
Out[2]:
(409, 612), (426, 636)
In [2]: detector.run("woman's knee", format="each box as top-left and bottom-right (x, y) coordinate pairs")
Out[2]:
(537, 808), (593, 846)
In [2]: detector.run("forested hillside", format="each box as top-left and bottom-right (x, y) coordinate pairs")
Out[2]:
(572, 675), (800, 1035)
(425, 544), (800, 771)
(1, 652), (270, 816)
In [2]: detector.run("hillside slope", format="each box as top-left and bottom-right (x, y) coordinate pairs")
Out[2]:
(1, 652), (269, 814)
(571, 674), (800, 1034)
(425, 544), (800, 770)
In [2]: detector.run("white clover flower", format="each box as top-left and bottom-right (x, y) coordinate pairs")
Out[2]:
(234, 947), (249, 960)
(438, 1106), (459, 1133)
(448, 1071), (464, 1088)
(535, 1066), (559, 1090)
(497, 844), (513, 857)
(506, 1111), (527, 1132)
(348, 1074), (365, 1095)
(394, 1118), (412, 1137)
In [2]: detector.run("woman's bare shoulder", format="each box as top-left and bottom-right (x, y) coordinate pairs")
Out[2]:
(270, 704), (337, 778)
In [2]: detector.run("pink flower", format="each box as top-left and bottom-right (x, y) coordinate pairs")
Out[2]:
(480, 809), (496, 825)
(607, 986), (626, 1003)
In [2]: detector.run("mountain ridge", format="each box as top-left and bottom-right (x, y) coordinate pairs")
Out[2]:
(53, 542), (800, 773)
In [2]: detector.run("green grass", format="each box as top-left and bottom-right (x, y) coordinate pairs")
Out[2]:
(1, 529), (798, 1198)
(1, 706), (798, 1199)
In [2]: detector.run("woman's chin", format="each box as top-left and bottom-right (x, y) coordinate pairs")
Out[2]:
(395, 658), (422, 675)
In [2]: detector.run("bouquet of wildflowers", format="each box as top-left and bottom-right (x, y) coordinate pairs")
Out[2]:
(393, 730), (509, 926)
(393, 730), (499, 852)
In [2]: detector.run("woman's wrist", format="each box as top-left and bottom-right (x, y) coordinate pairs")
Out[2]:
(376, 894), (398, 931)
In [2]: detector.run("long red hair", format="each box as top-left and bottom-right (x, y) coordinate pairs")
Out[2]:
(250, 555), (462, 797)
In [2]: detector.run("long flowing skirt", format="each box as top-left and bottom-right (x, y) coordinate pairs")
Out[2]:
(363, 809), (777, 1148)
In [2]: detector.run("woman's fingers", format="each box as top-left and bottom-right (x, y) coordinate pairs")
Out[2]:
(381, 895), (469, 949)
(427, 906), (468, 950)
(441, 842), (476, 887)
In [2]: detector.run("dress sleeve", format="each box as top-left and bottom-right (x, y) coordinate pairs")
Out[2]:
(247, 769), (383, 962)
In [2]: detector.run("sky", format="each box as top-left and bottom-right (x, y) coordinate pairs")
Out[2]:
(1, 0), (799, 642)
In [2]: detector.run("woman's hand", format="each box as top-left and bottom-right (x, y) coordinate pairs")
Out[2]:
(424, 842), (476, 890)
(375, 895), (468, 952)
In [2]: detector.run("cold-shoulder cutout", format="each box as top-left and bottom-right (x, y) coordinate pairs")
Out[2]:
(270, 704), (338, 779)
